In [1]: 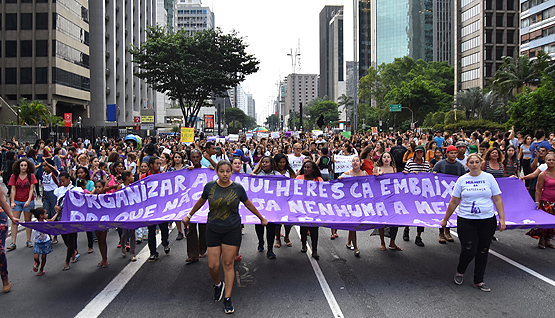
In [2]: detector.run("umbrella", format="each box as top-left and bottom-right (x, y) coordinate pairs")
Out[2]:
(124, 134), (142, 150)
(252, 127), (269, 133)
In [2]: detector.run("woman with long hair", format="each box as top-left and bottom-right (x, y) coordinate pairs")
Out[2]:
(273, 153), (295, 248)
(251, 156), (278, 259)
(426, 140), (438, 163)
(296, 160), (323, 260)
(526, 152), (555, 249)
(519, 135), (533, 187)
(502, 145), (519, 178)
(359, 146), (374, 175)
(373, 152), (402, 251)
(6, 158), (38, 250)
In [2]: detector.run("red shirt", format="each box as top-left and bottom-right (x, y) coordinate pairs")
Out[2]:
(140, 170), (161, 179)
(9, 173), (38, 202)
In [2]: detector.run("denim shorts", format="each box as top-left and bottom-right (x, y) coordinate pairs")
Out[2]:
(14, 200), (35, 212)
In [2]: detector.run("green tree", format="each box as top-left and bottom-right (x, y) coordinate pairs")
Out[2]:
(337, 94), (354, 122)
(265, 114), (279, 130)
(225, 107), (254, 134)
(508, 77), (555, 134)
(492, 51), (551, 98)
(307, 100), (340, 129)
(444, 110), (465, 125)
(13, 98), (58, 125)
(130, 26), (260, 128)
(455, 88), (503, 120)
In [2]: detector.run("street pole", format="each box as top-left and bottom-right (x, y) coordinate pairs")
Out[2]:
(217, 102), (221, 136)
(402, 107), (414, 130)
(353, 0), (358, 132)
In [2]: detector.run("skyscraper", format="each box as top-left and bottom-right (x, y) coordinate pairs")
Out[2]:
(358, 0), (453, 74)
(284, 73), (318, 130)
(319, 5), (343, 99)
(176, 0), (215, 35)
(520, 1), (555, 59)
(0, 0), (90, 123)
(328, 9), (344, 102)
(454, 0), (518, 90)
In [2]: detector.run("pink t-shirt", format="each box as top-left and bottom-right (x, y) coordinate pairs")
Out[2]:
(541, 173), (555, 202)
(8, 173), (38, 202)
(295, 175), (323, 182)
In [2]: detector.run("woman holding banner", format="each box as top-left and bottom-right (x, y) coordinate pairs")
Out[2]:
(338, 156), (368, 257)
(252, 156), (278, 259)
(296, 160), (324, 260)
(182, 160), (268, 314)
(373, 152), (402, 251)
(274, 153), (295, 248)
(441, 153), (505, 292)
(526, 152), (555, 249)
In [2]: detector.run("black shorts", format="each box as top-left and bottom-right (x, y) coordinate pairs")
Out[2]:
(206, 225), (242, 247)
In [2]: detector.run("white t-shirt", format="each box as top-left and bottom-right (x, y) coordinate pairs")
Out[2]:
(452, 172), (501, 219)
(456, 155), (469, 171)
(42, 172), (58, 192)
(288, 154), (305, 173)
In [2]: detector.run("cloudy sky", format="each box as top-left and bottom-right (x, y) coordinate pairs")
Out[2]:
(209, 0), (355, 124)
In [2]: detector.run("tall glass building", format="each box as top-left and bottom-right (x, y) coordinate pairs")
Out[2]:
(359, 0), (452, 75)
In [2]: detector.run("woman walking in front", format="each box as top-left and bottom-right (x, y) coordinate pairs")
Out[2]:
(182, 160), (268, 314)
(441, 153), (506, 292)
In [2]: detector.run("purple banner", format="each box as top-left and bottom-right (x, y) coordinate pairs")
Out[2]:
(23, 170), (555, 235)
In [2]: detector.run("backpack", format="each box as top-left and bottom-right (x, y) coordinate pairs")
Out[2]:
(318, 156), (332, 171)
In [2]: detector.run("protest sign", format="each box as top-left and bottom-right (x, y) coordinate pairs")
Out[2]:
(334, 155), (356, 173)
(271, 132), (280, 139)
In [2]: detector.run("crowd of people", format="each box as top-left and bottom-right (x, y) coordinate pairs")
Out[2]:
(0, 126), (552, 312)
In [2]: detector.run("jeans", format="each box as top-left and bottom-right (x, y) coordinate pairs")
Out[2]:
(43, 190), (57, 219)
(456, 216), (497, 284)
(0, 212), (8, 281)
(148, 222), (169, 256)
(255, 223), (276, 250)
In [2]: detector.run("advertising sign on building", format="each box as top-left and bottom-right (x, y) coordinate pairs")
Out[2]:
(64, 113), (72, 127)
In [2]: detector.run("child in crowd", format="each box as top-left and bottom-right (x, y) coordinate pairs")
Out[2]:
(31, 207), (53, 276)
(117, 171), (137, 261)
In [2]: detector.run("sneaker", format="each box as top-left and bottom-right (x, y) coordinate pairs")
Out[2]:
(148, 254), (159, 262)
(6, 243), (16, 251)
(491, 235), (498, 242)
(415, 237), (425, 247)
(130, 254), (137, 262)
(26, 241), (34, 248)
(176, 232), (184, 240)
(454, 273), (464, 285)
(267, 251), (276, 259)
(223, 297), (234, 314)
(257, 245), (264, 252)
(121, 246), (127, 258)
(403, 228), (410, 241)
(473, 282), (491, 292)
(164, 245), (170, 254)
(142, 235), (148, 241)
(214, 281), (225, 302)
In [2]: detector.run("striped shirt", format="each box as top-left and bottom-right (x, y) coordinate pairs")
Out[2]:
(403, 158), (431, 173)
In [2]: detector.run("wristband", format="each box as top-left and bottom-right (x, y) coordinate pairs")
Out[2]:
(186, 213), (194, 219)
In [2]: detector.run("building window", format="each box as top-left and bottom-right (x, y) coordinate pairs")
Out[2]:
(21, 13), (33, 30)
(52, 67), (90, 91)
(36, 67), (47, 84)
(6, 14), (17, 30)
(35, 94), (48, 100)
(36, 13), (48, 30)
(36, 40), (48, 57)
(20, 68), (32, 84)
(6, 41), (17, 57)
(5, 68), (17, 84)
(21, 40), (32, 57)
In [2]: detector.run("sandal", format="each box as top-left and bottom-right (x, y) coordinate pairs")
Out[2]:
(538, 243), (546, 249)
(389, 245), (403, 251)
(380, 245), (387, 251)
(234, 255), (242, 262)
(346, 244), (354, 250)
(62, 266), (70, 271)
(33, 261), (39, 272)
(37, 271), (45, 276)
(330, 234), (335, 240)
(274, 240), (281, 248)
(546, 244), (555, 249)
(284, 237), (293, 247)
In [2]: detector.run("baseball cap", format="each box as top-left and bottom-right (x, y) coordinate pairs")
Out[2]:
(415, 145), (425, 152)
(232, 149), (244, 157)
(446, 145), (457, 152)
(455, 141), (467, 148)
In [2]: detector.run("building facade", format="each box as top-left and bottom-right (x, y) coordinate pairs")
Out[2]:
(319, 5), (343, 99)
(0, 0), (90, 124)
(284, 73), (318, 130)
(454, 0), (519, 90)
(328, 9), (344, 102)
(520, 0), (555, 59)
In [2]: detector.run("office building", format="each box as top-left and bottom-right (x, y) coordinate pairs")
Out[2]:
(358, 0), (453, 76)
(454, 0), (518, 90)
(176, 0), (215, 35)
(284, 73), (318, 130)
(328, 9), (344, 102)
(319, 5), (343, 99)
(520, 1), (555, 59)
(0, 0), (90, 123)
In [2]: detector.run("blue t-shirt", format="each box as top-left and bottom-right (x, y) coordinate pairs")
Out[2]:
(434, 136), (445, 148)
(530, 140), (551, 160)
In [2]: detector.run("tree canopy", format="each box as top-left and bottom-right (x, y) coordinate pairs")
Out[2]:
(14, 99), (63, 126)
(358, 57), (454, 128)
(508, 76), (555, 134)
(224, 107), (256, 134)
(130, 27), (260, 127)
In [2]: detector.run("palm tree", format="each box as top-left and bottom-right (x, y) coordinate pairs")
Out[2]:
(455, 88), (503, 120)
(14, 98), (51, 125)
(337, 94), (353, 122)
(492, 51), (551, 98)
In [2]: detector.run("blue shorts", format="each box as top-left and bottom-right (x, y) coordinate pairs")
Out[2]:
(14, 200), (35, 212)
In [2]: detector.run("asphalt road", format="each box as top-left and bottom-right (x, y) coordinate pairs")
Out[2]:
(1, 219), (554, 318)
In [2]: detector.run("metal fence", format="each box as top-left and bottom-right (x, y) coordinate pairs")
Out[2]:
(0, 125), (131, 144)
(0, 125), (41, 144)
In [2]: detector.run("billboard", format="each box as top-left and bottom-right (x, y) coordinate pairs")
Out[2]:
(204, 114), (214, 131)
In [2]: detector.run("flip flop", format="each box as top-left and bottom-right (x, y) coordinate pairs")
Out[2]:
(389, 245), (403, 251)
(538, 243), (546, 249)
(380, 245), (387, 251)
(33, 261), (39, 272)
(62, 266), (70, 271)
(71, 254), (80, 263)
(545, 244), (555, 249)
(37, 271), (45, 276)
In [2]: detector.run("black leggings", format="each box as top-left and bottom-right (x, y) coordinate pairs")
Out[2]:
(456, 216), (497, 284)
(61, 233), (77, 264)
(521, 158), (532, 187)
(300, 226), (319, 253)
(255, 223), (276, 251)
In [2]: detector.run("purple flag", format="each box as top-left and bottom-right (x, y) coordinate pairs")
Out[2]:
(23, 170), (555, 235)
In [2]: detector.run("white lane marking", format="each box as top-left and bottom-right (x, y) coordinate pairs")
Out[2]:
(451, 232), (555, 288)
(75, 229), (172, 318)
(295, 226), (345, 318)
